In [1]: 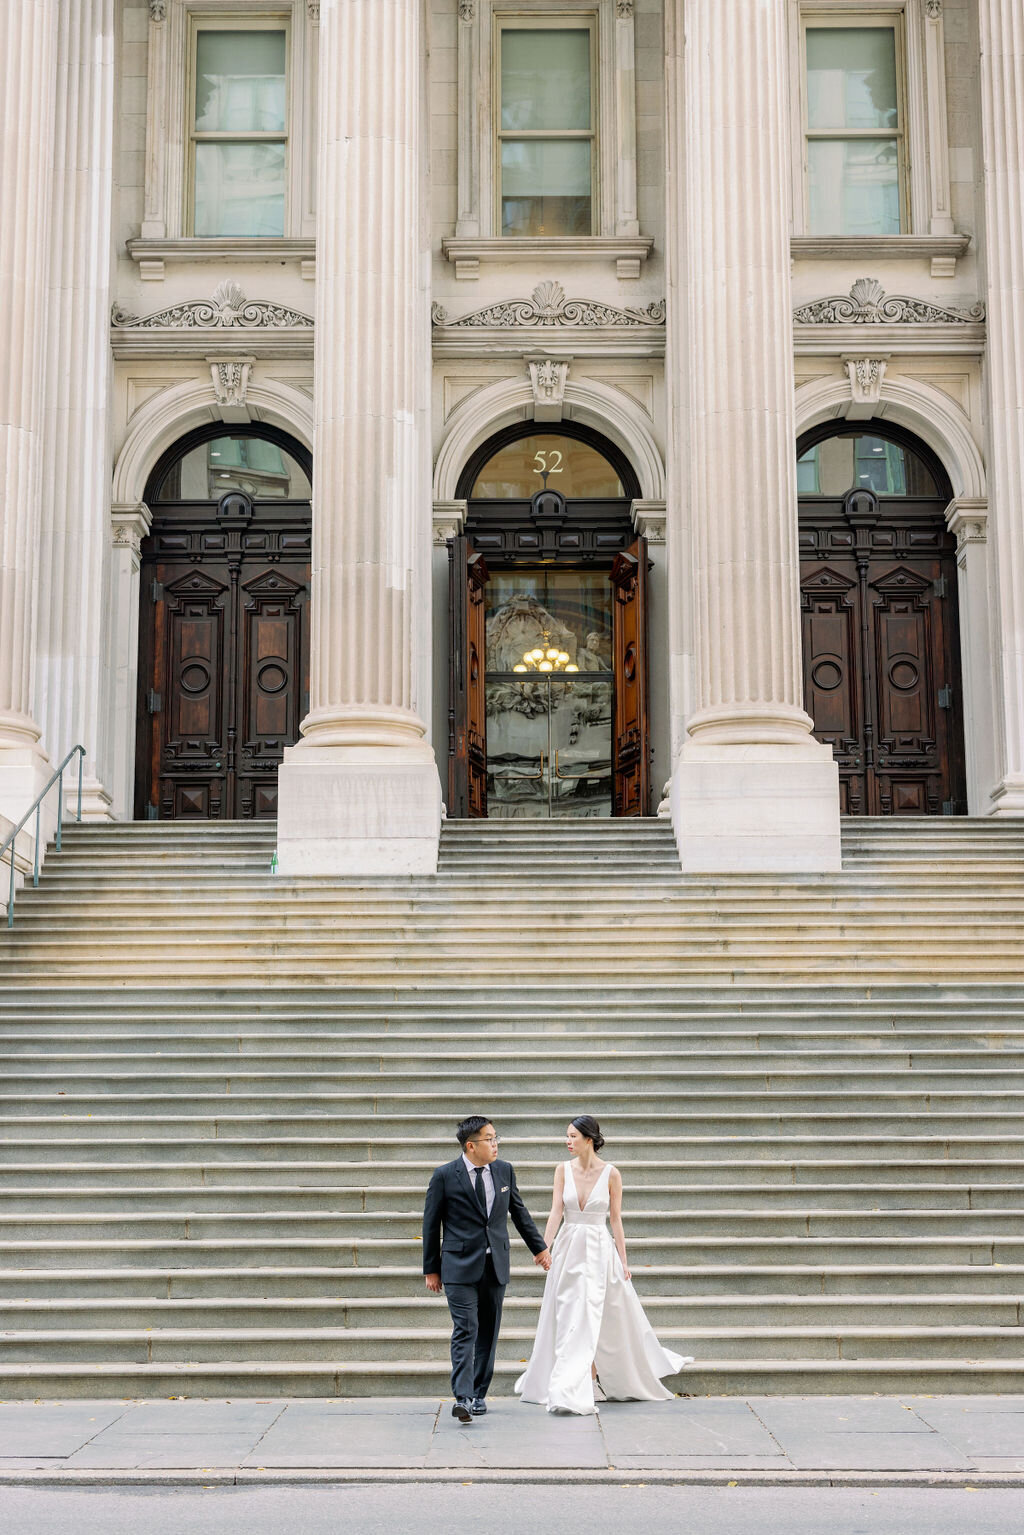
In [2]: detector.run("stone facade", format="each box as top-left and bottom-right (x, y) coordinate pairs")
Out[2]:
(0, 0), (1019, 874)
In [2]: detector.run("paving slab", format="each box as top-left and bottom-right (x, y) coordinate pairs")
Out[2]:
(599, 1400), (777, 1456)
(775, 1431), (970, 1473)
(0, 1403), (130, 1457)
(113, 1402), (284, 1435)
(748, 1397), (930, 1435)
(64, 1433), (265, 1470)
(243, 1412), (435, 1468)
(909, 1404), (1024, 1456)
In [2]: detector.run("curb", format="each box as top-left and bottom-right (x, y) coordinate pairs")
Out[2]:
(2, 1469), (1023, 1489)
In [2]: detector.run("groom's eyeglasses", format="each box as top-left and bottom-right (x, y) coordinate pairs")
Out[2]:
(475, 1136), (500, 1146)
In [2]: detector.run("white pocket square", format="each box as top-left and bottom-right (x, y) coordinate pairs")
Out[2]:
(501, 1186), (509, 1192)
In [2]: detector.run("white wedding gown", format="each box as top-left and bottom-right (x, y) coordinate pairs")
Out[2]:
(514, 1162), (693, 1415)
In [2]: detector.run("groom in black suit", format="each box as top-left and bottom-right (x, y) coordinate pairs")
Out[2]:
(423, 1115), (550, 1422)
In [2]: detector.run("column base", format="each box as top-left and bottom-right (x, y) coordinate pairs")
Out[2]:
(0, 745), (56, 891)
(671, 740), (842, 873)
(275, 742), (442, 876)
(987, 776), (1024, 817)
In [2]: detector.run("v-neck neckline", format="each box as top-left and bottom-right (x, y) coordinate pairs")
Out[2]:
(567, 1159), (607, 1214)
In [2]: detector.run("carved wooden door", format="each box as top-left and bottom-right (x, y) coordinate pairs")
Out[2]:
(137, 492), (310, 819)
(448, 537), (489, 818)
(610, 537), (650, 817)
(800, 487), (966, 814)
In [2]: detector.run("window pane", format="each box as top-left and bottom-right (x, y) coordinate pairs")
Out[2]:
(501, 140), (591, 236)
(501, 29), (591, 131)
(472, 435), (623, 499)
(797, 435), (938, 497)
(155, 435), (311, 501)
(194, 142), (286, 236)
(807, 137), (900, 236)
(195, 30), (286, 132)
(485, 572), (614, 673)
(806, 28), (898, 131)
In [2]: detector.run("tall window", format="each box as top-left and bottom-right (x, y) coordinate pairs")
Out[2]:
(190, 21), (288, 237)
(497, 19), (595, 237)
(803, 17), (906, 236)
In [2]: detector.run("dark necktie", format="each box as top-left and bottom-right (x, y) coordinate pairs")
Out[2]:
(474, 1165), (487, 1215)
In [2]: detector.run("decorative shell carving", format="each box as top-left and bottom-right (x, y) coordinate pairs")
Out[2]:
(793, 278), (985, 325)
(111, 282), (313, 330)
(432, 281), (665, 330)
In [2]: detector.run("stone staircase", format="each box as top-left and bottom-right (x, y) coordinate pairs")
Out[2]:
(0, 816), (1023, 1395)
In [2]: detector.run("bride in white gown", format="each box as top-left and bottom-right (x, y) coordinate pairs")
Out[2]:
(515, 1115), (693, 1415)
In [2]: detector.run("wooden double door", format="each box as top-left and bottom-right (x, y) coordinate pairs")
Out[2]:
(136, 493), (310, 820)
(800, 486), (966, 815)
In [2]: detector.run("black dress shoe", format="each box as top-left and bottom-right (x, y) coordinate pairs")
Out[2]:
(471, 1398), (488, 1415)
(452, 1399), (473, 1423)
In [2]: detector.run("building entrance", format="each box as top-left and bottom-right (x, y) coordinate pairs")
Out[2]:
(798, 423), (966, 815)
(136, 426), (312, 820)
(449, 425), (649, 818)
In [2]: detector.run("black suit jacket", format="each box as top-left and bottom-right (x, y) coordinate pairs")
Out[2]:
(422, 1156), (546, 1286)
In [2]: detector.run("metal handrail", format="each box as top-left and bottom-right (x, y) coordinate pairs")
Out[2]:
(1, 745), (85, 929)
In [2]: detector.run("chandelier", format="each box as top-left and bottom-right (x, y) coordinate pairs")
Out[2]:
(513, 634), (578, 675)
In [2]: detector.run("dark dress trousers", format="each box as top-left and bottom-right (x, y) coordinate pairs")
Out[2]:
(423, 1156), (546, 1402)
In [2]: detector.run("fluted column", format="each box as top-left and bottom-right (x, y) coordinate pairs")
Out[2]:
(276, 0), (439, 873)
(36, 0), (116, 821)
(979, 1), (1024, 814)
(0, 0), (57, 826)
(667, 0), (839, 870)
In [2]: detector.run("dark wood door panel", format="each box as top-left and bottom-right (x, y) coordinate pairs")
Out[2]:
(799, 488), (966, 816)
(448, 537), (489, 819)
(610, 537), (650, 818)
(137, 498), (310, 820)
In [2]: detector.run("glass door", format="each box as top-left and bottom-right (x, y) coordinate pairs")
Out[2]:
(484, 570), (613, 818)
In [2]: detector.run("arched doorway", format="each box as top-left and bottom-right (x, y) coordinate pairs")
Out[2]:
(449, 423), (649, 818)
(798, 421), (966, 815)
(135, 425), (312, 820)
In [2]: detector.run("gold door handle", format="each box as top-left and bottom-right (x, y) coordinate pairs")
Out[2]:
(553, 749), (610, 781)
(491, 751), (545, 782)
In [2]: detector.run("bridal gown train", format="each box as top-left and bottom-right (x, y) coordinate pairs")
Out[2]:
(514, 1162), (693, 1415)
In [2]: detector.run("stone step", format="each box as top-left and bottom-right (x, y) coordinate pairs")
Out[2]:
(4, 1133), (1021, 1164)
(2, 1261), (1020, 1301)
(4, 1159), (1024, 1189)
(2, 1209), (1024, 1242)
(0, 1233), (1020, 1267)
(2, 1322), (1022, 1367)
(4, 1293), (1018, 1331)
(4, 1181), (1022, 1214)
(0, 1357), (1021, 1399)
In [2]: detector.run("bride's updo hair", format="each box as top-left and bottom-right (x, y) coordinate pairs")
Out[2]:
(571, 1115), (605, 1152)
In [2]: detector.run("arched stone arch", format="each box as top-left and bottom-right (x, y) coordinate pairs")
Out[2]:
(432, 375), (665, 501)
(112, 376), (314, 507)
(794, 372), (986, 501)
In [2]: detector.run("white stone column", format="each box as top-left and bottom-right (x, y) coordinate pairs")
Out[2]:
(979, 1), (1024, 815)
(0, 0), (57, 827)
(276, 0), (439, 873)
(667, 0), (840, 870)
(36, 0), (117, 821)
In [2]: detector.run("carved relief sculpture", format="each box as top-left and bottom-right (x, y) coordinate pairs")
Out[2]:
(794, 277), (984, 325)
(112, 281), (314, 331)
(432, 281), (665, 330)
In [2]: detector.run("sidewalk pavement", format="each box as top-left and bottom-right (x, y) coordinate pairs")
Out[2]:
(1, 1396), (1024, 1486)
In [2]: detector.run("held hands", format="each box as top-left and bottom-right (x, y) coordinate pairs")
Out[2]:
(425, 1273), (443, 1293)
(534, 1248), (552, 1271)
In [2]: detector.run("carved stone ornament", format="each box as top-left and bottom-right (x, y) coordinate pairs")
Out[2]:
(111, 505), (150, 557)
(148, 0), (167, 20)
(111, 281), (313, 331)
(209, 357), (254, 408)
(432, 281), (665, 330)
(306, 0), (320, 19)
(793, 277), (984, 325)
(458, 2), (476, 19)
(845, 356), (888, 406)
(616, 1), (635, 16)
(527, 357), (570, 421)
(925, 1), (942, 18)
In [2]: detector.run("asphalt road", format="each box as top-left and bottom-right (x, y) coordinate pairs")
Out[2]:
(3, 1485), (1022, 1535)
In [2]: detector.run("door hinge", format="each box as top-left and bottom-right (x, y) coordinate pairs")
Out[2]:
(938, 685), (953, 709)
(151, 577), (163, 602)
(933, 576), (948, 599)
(942, 799), (956, 815)
(147, 689), (162, 715)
